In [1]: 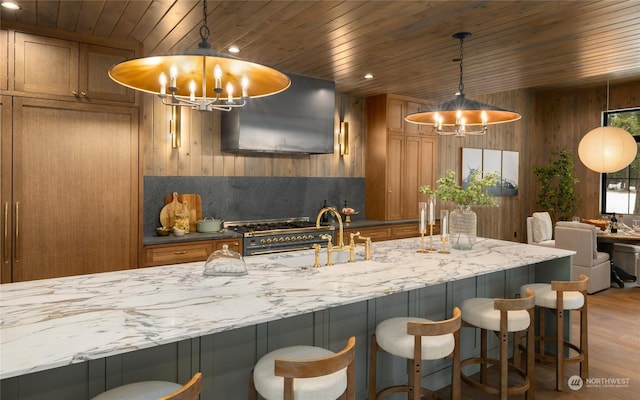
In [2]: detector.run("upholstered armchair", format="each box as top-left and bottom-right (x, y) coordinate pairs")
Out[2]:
(526, 212), (556, 247)
(555, 221), (611, 293)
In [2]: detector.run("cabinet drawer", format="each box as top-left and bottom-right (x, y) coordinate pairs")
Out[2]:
(391, 224), (420, 238)
(144, 242), (214, 267)
(347, 227), (393, 242)
(215, 238), (242, 255)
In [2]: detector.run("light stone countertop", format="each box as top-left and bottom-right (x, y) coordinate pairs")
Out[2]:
(0, 237), (574, 379)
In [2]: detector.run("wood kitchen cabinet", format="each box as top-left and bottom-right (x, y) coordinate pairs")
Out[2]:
(0, 29), (7, 91)
(13, 32), (135, 103)
(142, 238), (243, 267)
(0, 96), (139, 282)
(366, 94), (437, 221)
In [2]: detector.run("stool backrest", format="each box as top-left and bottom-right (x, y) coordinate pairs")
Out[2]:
(551, 273), (589, 293)
(159, 372), (202, 400)
(274, 336), (356, 400)
(494, 288), (535, 311)
(407, 307), (462, 336)
(551, 273), (588, 310)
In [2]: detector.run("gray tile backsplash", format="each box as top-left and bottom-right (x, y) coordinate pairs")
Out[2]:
(144, 176), (365, 235)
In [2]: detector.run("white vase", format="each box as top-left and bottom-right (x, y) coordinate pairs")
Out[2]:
(450, 205), (477, 250)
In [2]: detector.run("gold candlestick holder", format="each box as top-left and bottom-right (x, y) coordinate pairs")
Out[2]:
(439, 236), (450, 254)
(417, 231), (429, 253)
(439, 209), (449, 253)
(427, 222), (436, 251)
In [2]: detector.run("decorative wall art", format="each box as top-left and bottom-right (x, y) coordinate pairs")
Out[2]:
(461, 148), (519, 196)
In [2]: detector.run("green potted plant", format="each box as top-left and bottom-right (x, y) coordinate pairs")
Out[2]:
(420, 169), (499, 249)
(532, 150), (580, 223)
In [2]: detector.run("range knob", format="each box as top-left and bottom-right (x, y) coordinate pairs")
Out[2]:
(290, 236), (297, 241)
(278, 237), (285, 242)
(266, 238), (272, 244)
(297, 236), (303, 240)
(285, 237), (290, 242)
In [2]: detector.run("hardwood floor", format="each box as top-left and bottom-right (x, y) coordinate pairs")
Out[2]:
(436, 284), (640, 400)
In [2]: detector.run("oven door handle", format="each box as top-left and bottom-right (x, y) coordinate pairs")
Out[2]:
(247, 247), (313, 256)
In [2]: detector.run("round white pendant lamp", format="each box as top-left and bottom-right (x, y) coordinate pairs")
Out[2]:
(578, 126), (637, 173)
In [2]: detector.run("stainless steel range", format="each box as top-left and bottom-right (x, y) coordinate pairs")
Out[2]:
(224, 218), (335, 256)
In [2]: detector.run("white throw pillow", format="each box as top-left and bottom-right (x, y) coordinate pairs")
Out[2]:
(532, 212), (553, 242)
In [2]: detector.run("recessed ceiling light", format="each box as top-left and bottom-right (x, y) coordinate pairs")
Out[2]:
(228, 46), (240, 53)
(364, 73), (374, 79)
(1, 1), (20, 10)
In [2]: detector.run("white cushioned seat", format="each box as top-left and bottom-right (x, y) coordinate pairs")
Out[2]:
(460, 298), (530, 332)
(92, 381), (182, 400)
(520, 283), (585, 310)
(375, 317), (455, 360)
(527, 212), (556, 247)
(253, 346), (346, 400)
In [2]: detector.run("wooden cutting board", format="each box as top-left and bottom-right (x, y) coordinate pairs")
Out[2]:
(163, 193), (202, 232)
(159, 192), (180, 228)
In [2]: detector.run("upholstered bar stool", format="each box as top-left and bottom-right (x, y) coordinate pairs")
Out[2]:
(460, 289), (536, 400)
(249, 336), (356, 400)
(520, 274), (589, 391)
(91, 372), (202, 400)
(368, 307), (462, 400)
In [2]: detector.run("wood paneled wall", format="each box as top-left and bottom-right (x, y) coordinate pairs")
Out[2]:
(142, 93), (365, 178)
(530, 80), (640, 222)
(143, 80), (640, 243)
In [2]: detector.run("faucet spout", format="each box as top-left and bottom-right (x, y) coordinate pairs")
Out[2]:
(316, 207), (345, 248)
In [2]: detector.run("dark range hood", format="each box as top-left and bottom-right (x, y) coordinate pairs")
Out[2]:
(221, 74), (335, 154)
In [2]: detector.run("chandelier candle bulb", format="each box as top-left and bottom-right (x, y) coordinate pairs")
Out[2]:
(214, 65), (222, 89)
(189, 80), (196, 101)
(227, 83), (234, 103)
(170, 65), (178, 88)
(242, 76), (249, 98)
(160, 73), (167, 95)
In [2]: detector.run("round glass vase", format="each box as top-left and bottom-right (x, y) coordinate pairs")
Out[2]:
(449, 204), (477, 250)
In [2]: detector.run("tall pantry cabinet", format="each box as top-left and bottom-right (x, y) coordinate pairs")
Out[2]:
(1, 28), (139, 282)
(365, 94), (437, 221)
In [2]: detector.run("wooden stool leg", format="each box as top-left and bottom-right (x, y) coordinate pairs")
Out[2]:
(500, 312), (508, 400)
(538, 307), (545, 359)
(369, 335), (378, 400)
(526, 308), (536, 400)
(581, 304), (589, 379)
(557, 306), (564, 391)
(481, 328), (488, 384)
(452, 330), (461, 400)
(248, 370), (258, 400)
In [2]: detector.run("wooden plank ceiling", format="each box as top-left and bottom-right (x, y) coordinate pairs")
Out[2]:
(2, 0), (639, 100)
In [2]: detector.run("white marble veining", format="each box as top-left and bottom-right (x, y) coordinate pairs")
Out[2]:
(0, 237), (573, 379)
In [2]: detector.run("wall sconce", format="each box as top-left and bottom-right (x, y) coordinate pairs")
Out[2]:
(170, 106), (181, 148)
(339, 121), (349, 156)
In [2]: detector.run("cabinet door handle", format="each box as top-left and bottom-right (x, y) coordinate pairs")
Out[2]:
(3, 202), (8, 264)
(14, 202), (19, 263)
(173, 251), (187, 255)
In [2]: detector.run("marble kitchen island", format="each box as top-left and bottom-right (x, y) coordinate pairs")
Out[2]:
(0, 237), (573, 400)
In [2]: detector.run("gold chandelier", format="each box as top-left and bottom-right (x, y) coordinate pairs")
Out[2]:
(405, 32), (521, 136)
(109, 0), (290, 112)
